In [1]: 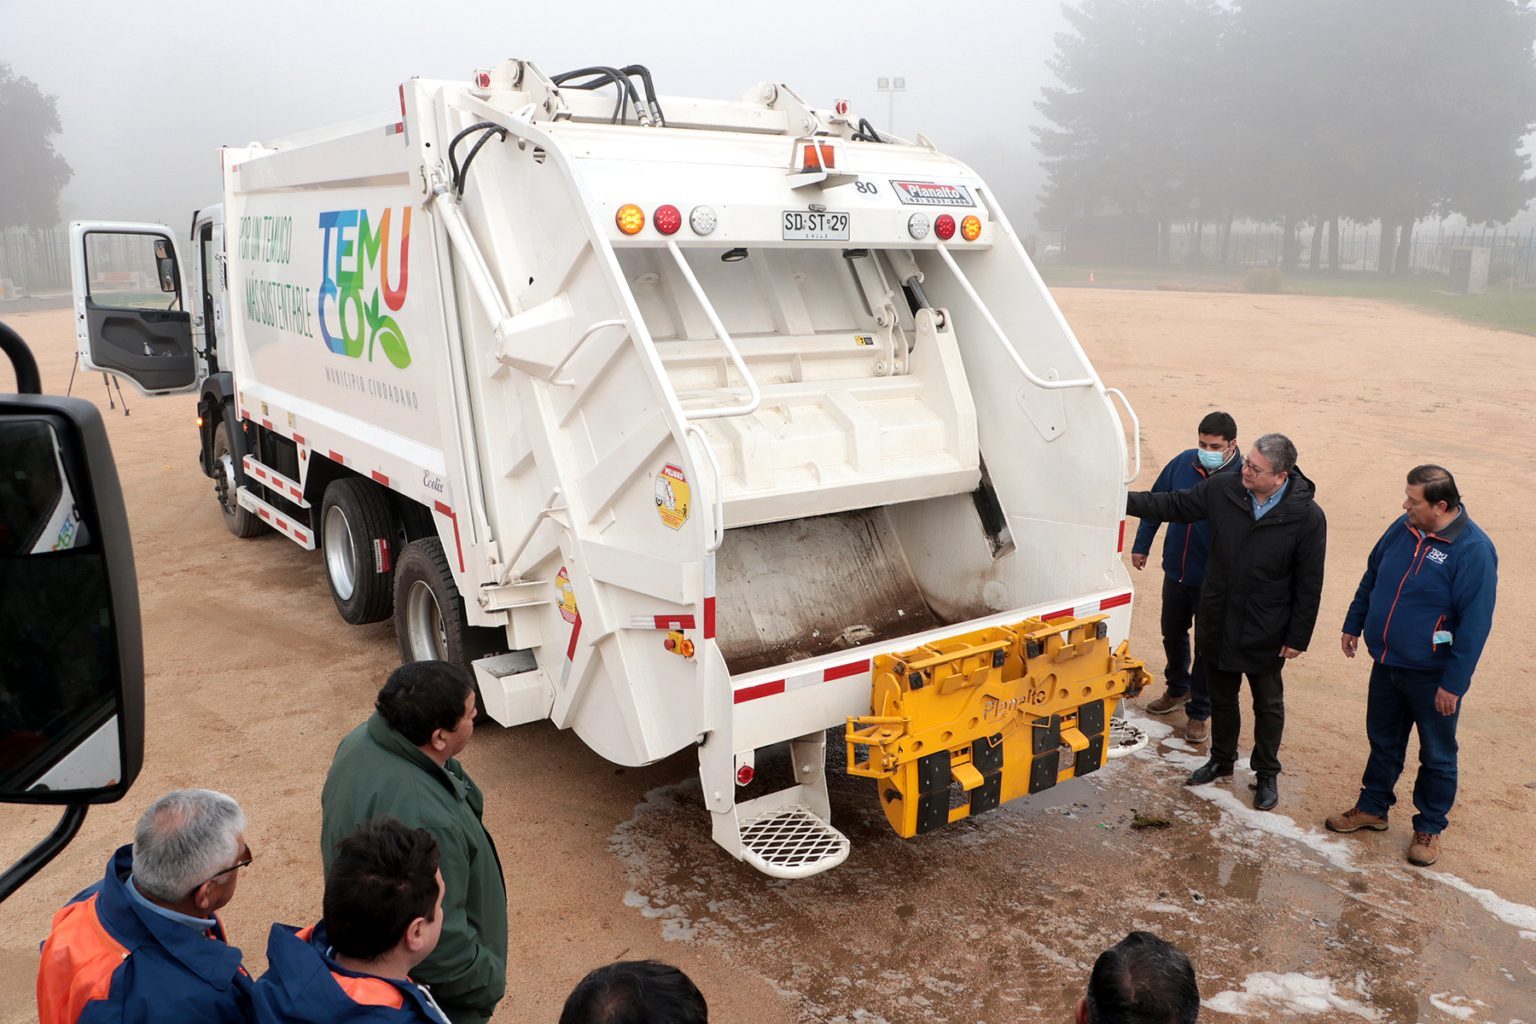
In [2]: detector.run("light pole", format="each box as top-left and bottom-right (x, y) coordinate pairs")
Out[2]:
(876, 76), (906, 135)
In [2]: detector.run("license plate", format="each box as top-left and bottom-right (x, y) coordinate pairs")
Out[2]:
(782, 210), (850, 241)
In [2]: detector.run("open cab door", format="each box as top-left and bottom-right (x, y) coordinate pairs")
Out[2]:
(69, 221), (198, 395)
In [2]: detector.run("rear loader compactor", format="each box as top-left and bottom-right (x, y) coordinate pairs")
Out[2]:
(70, 59), (1150, 877)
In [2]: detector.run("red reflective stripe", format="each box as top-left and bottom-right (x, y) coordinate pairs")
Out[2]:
(261, 418), (273, 430)
(328, 450), (345, 464)
(734, 680), (785, 704)
(294, 530), (308, 544)
(703, 596), (716, 638)
(433, 501), (465, 573)
(37, 893), (130, 1024)
(565, 614), (583, 660)
(1100, 592), (1132, 611)
(1117, 519), (1125, 553)
(1043, 607), (1073, 621)
(654, 615), (696, 629)
(258, 508), (271, 520)
(332, 973), (405, 1009)
(292, 432), (305, 446)
(824, 659), (871, 682)
(371, 471), (389, 486)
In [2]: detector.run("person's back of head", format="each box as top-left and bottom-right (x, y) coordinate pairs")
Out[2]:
(324, 818), (443, 970)
(559, 960), (707, 1024)
(132, 789), (247, 905)
(375, 660), (474, 746)
(1081, 931), (1199, 1024)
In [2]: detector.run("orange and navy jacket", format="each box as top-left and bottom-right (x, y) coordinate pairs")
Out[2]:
(36, 844), (253, 1024)
(252, 922), (449, 1023)
(1343, 508), (1498, 695)
(1131, 448), (1242, 586)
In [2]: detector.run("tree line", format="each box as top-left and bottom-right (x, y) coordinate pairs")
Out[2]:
(1034, 0), (1536, 273)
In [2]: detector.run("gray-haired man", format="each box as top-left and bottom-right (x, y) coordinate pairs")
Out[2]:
(38, 790), (255, 1024)
(1126, 433), (1327, 811)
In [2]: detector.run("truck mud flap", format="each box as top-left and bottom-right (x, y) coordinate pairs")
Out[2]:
(846, 614), (1150, 839)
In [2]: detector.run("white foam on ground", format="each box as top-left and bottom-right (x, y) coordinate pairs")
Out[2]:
(1122, 709), (1536, 945)
(1428, 871), (1536, 936)
(1202, 972), (1380, 1019)
(1427, 992), (1482, 1020)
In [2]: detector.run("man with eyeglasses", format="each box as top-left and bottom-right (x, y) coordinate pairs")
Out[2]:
(38, 789), (255, 1024)
(1126, 432), (1327, 811)
(1129, 410), (1243, 743)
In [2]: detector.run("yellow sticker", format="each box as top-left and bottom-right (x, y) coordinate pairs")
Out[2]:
(855, 334), (874, 346)
(655, 463), (691, 530)
(554, 566), (578, 623)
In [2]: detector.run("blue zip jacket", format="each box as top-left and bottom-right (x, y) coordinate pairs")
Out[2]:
(253, 922), (449, 1023)
(1342, 507), (1497, 695)
(37, 845), (252, 1024)
(1131, 448), (1242, 586)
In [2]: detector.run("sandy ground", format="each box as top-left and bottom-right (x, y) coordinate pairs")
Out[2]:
(2, 291), (1532, 1022)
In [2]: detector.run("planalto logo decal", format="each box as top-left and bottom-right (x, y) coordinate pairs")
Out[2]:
(317, 208), (412, 368)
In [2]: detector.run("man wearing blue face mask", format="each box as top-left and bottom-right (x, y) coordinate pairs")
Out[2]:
(1130, 411), (1241, 743)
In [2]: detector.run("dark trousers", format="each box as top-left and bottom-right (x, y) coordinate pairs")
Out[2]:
(1159, 575), (1212, 721)
(1356, 661), (1461, 835)
(1206, 667), (1285, 775)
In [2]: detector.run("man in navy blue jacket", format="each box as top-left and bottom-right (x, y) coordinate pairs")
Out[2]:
(37, 790), (254, 1024)
(1130, 411), (1242, 743)
(255, 819), (451, 1023)
(1327, 465), (1498, 867)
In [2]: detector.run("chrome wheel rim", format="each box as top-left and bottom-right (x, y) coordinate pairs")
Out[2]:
(214, 439), (237, 515)
(324, 506), (357, 601)
(404, 579), (446, 660)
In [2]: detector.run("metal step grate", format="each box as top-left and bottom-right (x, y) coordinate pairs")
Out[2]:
(738, 805), (850, 879)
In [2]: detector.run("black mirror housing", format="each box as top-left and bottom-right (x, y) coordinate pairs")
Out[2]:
(0, 393), (145, 806)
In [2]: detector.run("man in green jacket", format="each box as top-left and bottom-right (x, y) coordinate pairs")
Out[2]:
(321, 661), (507, 1024)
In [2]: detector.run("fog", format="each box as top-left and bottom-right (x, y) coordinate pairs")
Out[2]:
(2, 0), (1068, 237)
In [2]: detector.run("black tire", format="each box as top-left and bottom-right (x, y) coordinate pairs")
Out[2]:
(393, 537), (470, 666)
(211, 420), (267, 538)
(321, 478), (399, 624)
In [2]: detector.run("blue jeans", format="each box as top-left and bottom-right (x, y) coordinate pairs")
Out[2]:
(1357, 661), (1461, 834)
(1160, 575), (1212, 721)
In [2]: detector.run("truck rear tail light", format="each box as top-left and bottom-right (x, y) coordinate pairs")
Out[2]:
(689, 205), (717, 236)
(797, 141), (836, 171)
(616, 204), (645, 235)
(907, 214), (930, 240)
(653, 205), (682, 236)
(961, 215), (983, 241)
(934, 214), (956, 240)
(736, 764), (755, 786)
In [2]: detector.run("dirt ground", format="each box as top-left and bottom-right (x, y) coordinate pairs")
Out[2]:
(2, 291), (1532, 1022)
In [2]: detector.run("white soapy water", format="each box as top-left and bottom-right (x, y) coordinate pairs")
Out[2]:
(1427, 992), (1482, 1020)
(1202, 971), (1380, 1019)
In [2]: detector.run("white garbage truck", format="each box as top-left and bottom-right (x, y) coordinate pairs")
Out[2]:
(71, 59), (1150, 877)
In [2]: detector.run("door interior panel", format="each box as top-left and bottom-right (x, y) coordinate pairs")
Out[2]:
(85, 305), (194, 391)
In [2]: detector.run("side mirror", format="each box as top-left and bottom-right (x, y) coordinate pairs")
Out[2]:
(1, 321), (144, 900)
(155, 238), (178, 293)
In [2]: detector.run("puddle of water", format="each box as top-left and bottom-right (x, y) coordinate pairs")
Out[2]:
(611, 727), (1536, 1022)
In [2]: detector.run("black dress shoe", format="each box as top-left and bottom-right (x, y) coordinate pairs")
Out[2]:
(1185, 759), (1235, 786)
(1251, 773), (1279, 810)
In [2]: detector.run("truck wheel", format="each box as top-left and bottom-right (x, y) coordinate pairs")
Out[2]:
(394, 537), (469, 666)
(321, 479), (398, 625)
(212, 420), (267, 538)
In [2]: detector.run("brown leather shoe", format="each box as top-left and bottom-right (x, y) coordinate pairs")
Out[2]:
(1325, 807), (1389, 833)
(1183, 718), (1209, 743)
(1408, 831), (1440, 866)
(1146, 691), (1186, 715)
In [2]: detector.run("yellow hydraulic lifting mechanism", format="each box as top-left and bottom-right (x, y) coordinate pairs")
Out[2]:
(845, 614), (1152, 838)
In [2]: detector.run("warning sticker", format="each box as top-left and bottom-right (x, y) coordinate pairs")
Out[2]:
(888, 180), (975, 207)
(654, 463), (691, 530)
(854, 334), (874, 346)
(554, 567), (578, 624)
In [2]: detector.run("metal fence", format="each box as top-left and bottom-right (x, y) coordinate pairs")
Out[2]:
(0, 226), (71, 294)
(1161, 223), (1536, 285)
